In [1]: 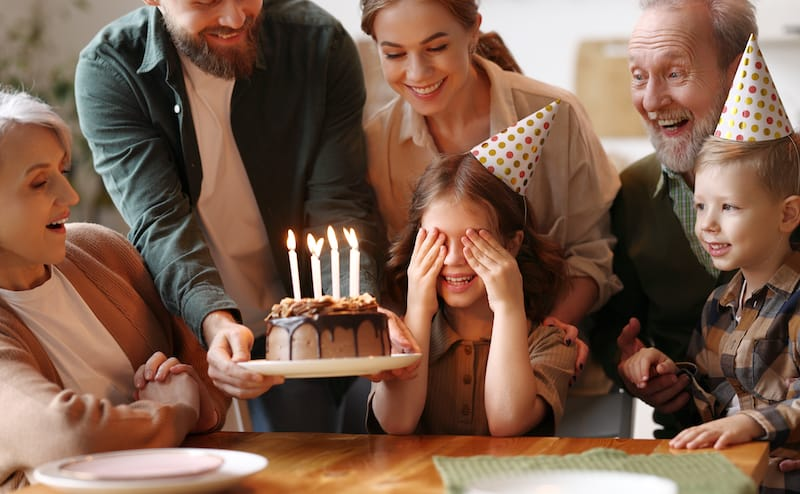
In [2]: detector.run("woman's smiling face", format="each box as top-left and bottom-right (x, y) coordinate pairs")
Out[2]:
(0, 124), (79, 290)
(372, 0), (479, 118)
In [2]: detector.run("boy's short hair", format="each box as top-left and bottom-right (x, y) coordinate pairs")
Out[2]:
(696, 132), (800, 200)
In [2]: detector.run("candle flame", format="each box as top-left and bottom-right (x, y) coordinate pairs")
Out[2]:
(287, 229), (296, 250)
(327, 225), (338, 250)
(343, 227), (359, 249)
(307, 233), (324, 257)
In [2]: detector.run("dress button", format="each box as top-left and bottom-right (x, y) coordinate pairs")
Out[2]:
(173, 104), (181, 114)
(463, 374), (472, 385)
(461, 404), (471, 416)
(464, 346), (472, 355)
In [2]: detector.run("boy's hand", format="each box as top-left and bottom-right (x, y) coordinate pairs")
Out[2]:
(406, 228), (446, 321)
(619, 347), (678, 389)
(462, 228), (523, 314)
(616, 319), (690, 412)
(618, 346), (690, 413)
(669, 414), (764, 449)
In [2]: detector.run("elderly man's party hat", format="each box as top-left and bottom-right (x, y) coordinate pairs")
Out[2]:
(714, 34), (793, 142)
(470, 100), (560, 195)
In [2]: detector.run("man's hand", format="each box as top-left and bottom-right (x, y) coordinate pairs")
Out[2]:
(617, 317), (646, 362)
(203, 310), (283, 398)
(618, 345), (690, 413)
(616, 319), (689, 413)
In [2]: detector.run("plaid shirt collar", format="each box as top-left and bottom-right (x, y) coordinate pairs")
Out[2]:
(718, 251), (800, 309)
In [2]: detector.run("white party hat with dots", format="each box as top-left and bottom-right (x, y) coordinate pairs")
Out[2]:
(470, 100), (560, 195)
(714, 34), (793, 142)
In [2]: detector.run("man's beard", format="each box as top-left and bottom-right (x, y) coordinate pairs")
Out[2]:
(164, 13), (260, 79)
(647, 89), (727, 174)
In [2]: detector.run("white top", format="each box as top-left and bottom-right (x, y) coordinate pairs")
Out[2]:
(0, 266), (134, 404)
(181, 55), (284, 336)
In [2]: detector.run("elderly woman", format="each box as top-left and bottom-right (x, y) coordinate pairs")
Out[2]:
(0, 88), (229, 492)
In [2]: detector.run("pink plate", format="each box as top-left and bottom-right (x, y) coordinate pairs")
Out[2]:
(59, 450), (224, 481)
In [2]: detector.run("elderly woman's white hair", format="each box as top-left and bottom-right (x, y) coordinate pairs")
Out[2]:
(0, 87), (72, 162)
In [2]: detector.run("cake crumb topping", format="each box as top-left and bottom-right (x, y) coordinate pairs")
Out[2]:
(267, 294), (378, 319)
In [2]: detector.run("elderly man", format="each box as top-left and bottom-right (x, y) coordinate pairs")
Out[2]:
(590, 0), (755, 438)
(74, 0), (391, 432)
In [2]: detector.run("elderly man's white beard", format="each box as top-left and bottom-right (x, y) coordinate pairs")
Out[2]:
(648, 92), (727, 174)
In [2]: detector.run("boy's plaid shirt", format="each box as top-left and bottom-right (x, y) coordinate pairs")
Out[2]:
(681, 253), (800, 491)
(683, 252), (800, 453)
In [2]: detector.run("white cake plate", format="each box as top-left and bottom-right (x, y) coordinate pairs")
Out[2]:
(238, 353), (422, 379)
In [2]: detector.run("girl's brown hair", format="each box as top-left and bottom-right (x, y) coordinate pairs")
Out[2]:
(385, 153), (566, 324)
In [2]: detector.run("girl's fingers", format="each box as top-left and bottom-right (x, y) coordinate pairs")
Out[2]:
(411, 228), (445, 275)
(411, 228), (428, 258)
(466, 228), (504, 258)
(421, 232), (445, 270)
(464, 229), (512, 268)
(462, 242), (485, 273)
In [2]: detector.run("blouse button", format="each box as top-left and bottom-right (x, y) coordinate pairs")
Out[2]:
(463, 374), (472, 385)
(173, 104), (181, 114)
(464, 346), (472, 355)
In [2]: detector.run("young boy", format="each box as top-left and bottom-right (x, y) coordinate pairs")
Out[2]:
(618, 35), (800, 492)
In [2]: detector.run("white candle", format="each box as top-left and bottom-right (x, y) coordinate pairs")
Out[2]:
(344, 227), (359, 297)
(327, 226), (340, 299)
(307, 233), (324, 299)
(286, 230), (302, 299)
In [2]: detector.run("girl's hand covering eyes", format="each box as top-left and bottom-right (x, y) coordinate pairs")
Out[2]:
(462, 229), (523, 314)
(406, 227), (446, 321)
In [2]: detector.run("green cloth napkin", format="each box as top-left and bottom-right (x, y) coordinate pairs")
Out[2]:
(434, 448), (756, 494)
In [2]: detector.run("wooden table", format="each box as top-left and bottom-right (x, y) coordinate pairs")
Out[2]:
(20, 432), (768, 493)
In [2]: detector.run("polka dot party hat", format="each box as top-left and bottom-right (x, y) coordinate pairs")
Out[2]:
(714, 34), (793, 142)
(470, 100), (560, 195)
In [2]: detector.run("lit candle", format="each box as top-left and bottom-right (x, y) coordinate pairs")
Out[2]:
(327, 226), (340, 299)
(307, 233), (324, 298)
(344, 227), (359, 297)
(286, 230), (302, 299)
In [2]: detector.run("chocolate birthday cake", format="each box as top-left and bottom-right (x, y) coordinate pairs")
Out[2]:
(265, 294), (391, 360)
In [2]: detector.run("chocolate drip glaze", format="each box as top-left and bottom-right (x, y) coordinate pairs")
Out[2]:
(266, 312), (390, 360)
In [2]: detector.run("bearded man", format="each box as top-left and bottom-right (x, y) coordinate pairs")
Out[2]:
(75, 0), (387, 432)
(590, 0), (757, 439)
